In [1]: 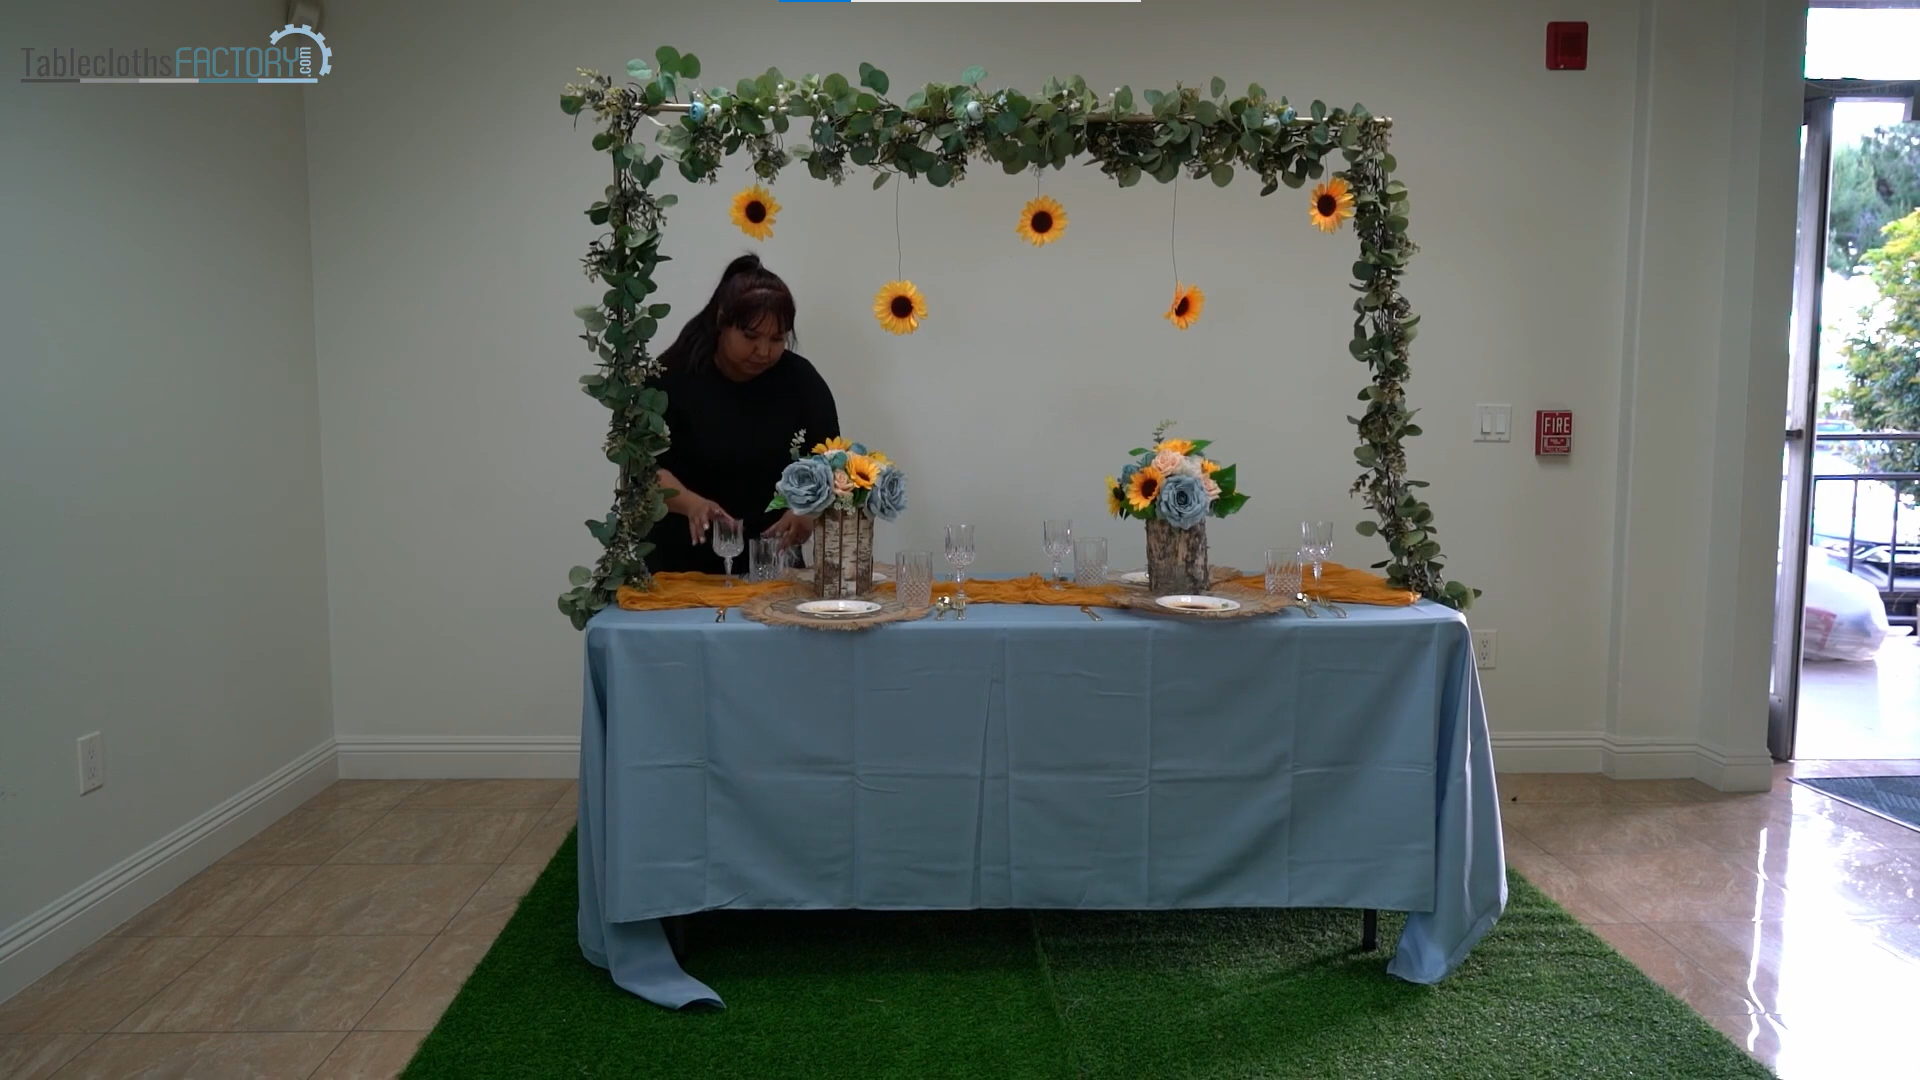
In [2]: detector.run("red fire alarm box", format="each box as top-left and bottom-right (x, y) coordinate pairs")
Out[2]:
(1536, 410), (1573, 456)
(1546, 22), (1589, 70)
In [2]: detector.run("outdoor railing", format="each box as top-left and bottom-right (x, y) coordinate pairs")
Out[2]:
(1811, 431), (1920, 627)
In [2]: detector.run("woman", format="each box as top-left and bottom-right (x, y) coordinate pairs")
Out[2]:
(647, 254), (840, 574)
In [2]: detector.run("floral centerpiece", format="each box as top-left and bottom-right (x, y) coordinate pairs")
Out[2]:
(1105, 424), (1248, 595)
(771, 434), (908, 598)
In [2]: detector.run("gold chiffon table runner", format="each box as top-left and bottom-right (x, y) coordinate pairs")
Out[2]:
(617, 562), (1415, 612)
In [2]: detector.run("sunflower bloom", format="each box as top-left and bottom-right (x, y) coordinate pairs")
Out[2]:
(874, 280), (927, 335)
(868, 451), (891, 467)
(1164, 284), (1204, 330)
(1201, 458), (1222, 476)
(1126, 466), (1166, 512)
(1016, 195), (1067, 247)
(845, 453), (880, 489)
(1309, 176), (1355, 234)
(811, 436), (852, 455)
(1105, 476), (1126, 517)
(1155, 438), (1195, 456)
(730, 185), (780, 240)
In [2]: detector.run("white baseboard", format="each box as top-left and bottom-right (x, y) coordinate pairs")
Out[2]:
(1692, 743), (1777, 792)
(334, 735), (579, 779)
(1489, 731), (1605, 773)
(0, 739), (338, 1005)
(1492, 731), (1776, 791)
(330, 732), (1768, 788)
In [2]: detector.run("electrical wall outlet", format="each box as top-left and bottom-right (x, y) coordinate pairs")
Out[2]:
(1471, 630), (1497, 670)
(77, 732), (104, 795)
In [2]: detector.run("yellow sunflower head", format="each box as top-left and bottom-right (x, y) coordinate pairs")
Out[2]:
(1164, 284), (1205, 331)
(730, 185), (780, 241)
(874, 280), (926, 336)
(868, 451), (891, 467)
(845, 453), (880, 489)
(1155, 438), (1195, 456)
(1105, 477), (1126, 517)
(1016, 195), (1067, 247)
(812, 436), (852, 455)
(1309, 176), (1356, 234)
(1201, 458), (1222, 476)
(1126, 466), (1166, 512)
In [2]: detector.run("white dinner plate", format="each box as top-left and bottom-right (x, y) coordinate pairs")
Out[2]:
(1118, 570), (1150, 585)
(796, 599), (883, 618)
(1154, 594), (1241, 613)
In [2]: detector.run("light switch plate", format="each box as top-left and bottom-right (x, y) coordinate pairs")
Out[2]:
(1474, 404), (1513, 443)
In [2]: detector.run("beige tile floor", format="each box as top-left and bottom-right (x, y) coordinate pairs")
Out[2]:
(0, 780), (573, 1080)
(6, 766), (1920, 1078)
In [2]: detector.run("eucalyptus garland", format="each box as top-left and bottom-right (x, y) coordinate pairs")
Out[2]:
(557, 48), (1476, 629)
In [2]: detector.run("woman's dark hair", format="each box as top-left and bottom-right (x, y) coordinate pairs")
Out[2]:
(657, 254), (796, 373)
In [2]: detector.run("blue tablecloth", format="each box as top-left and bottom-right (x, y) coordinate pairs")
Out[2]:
(577, 599), (1506, 1009)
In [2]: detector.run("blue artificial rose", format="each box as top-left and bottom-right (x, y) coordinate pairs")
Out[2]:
(1156, 473), (1211, 529)
(867, 466), (908, 521)
(776, 457), (836, 517)
(1119, 463), (1139, 486)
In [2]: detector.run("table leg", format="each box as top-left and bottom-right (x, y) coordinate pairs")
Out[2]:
(1361, 909), (1379, 952)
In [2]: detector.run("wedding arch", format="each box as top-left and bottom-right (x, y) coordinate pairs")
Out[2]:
(556, 49), (1476, 629)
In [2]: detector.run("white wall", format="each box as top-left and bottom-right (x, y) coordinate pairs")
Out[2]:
(310, 0), (1658, 763)
(0, 0), (336, 999)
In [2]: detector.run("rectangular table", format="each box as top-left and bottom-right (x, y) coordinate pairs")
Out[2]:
(577, 599), (1507, 1009)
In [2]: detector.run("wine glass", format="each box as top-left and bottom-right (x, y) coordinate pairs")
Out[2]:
(1043, 519), (1073, 589)
(944, 524), (976, 601)
(712, 517), (744, 586)
(1301, 521), (1332, 582)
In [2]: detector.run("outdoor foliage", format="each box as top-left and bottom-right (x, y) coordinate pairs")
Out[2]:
(1829, 125), (1920, 276)
(1838, 208), (1920, 491)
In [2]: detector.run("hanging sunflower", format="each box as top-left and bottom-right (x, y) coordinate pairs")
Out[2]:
(873, 280), (927, 335)
(1105, 476), (1127, 517)
(1309, 176), (1356, 234)
(1126, 465), (1166, 511)
(730, 184), (780, 241)
(1164, 284), (1205, 330)
(1016, 195), (1067, 247)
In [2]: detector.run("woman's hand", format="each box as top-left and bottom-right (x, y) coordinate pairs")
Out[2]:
(680, 495), (737, 545)
(762, 510), (816, 551)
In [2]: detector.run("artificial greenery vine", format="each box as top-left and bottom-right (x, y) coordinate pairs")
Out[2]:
(557, 48), (1476, 629)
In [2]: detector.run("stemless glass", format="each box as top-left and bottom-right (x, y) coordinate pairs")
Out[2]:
(894, 551), (934, 607)
(748, 537), (780, 583)
(1072, 537), (1108, 587)
(1043, 519), (1074, 588)
(944, 524), (977, 601)
(1266, 548), (1303, 600)
(713, 517), (745, 586)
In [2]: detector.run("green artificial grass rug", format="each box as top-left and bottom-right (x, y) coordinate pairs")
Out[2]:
(402, 833), (1772, 1079)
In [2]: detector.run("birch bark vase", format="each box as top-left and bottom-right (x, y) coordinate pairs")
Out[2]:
(1145, 518), (1209, 595)
(812, 509), (875, 598)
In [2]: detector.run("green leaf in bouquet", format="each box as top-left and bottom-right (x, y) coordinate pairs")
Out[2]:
(568, 565), (591, 587)
(1209, 463), (1236, 493)
(1212, 492), (1250, 517)
(1126, 448), (1147, 457)
(1356, 520), (1379, 536)
(767, 494), (789, 512)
